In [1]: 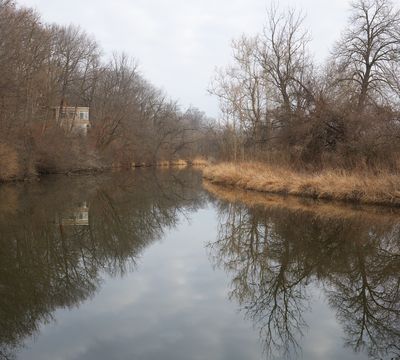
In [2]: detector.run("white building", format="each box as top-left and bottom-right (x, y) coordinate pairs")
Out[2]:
(54, 106), (90, 135)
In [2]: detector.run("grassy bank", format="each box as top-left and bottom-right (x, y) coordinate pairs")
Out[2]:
(203, 162), (400, 207)
(204, 181), (400, 222)
(0, 155), (209, 183)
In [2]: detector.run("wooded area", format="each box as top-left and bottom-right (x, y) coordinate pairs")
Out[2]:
(0, 0), (214, 181)
(211, 0), (400, 171)
(1, 0), (400, 183)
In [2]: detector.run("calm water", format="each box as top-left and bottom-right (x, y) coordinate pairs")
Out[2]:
(0, 169), (399, 360)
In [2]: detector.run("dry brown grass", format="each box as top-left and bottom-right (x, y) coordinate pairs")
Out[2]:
(203, 162), (400, 207)
(124, 159), (205, 168)
(169, 159), (188, 167)
(156, 160), (170, 167)
(0, 143), (21, 181)
(190, 157), (209, 167)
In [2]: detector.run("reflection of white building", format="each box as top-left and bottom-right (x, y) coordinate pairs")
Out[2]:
(54, 106), (90, 135)
(61, 202), (89, 226)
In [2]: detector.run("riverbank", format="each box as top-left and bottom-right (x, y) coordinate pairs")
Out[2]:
(203, 162), (400, 207)
(204, 181), (400, 222)
(0, 158), (208, 184)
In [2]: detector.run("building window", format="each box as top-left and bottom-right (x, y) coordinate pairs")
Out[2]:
(79, 112), (88, 120)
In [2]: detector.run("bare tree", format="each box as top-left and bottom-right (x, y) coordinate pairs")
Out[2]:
(210, 6), (317, 163)
(332, 0), (400, 111)
(258, 6), (314, 115)
(210, 36), (269, 160)
(49, 24), (100, 114)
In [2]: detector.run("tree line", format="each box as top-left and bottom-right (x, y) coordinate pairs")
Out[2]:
(210, 0), (400, 171)
(0, 0), (214, 181)
(2, 0), (400, 180)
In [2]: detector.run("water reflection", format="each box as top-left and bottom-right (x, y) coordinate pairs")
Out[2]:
(2, 172), (400, 360)
(0, 170), (205, 360)
(206, 183), (400, 360)
(60, 202), (89, 226)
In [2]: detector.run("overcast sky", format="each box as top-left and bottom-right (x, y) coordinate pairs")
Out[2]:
(18, 0), (351, 117)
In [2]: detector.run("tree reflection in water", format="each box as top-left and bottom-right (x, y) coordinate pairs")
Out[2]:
(0, 170), (205, 360)
(207, 185), (400, 360)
